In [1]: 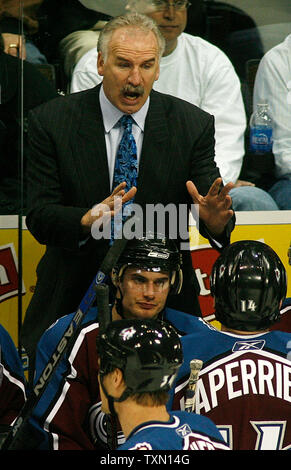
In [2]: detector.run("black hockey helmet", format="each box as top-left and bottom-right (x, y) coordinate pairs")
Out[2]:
(98, 318), (183, 401)
(210, 240), (287, 331)
(112, 234), (183, 295)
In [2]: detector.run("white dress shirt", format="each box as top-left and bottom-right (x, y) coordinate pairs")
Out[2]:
(253, 34), (291, 179)
(99, 85), (149, 190)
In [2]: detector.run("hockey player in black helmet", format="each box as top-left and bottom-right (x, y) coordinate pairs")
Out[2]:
(169, 240), (291, 450)
(210, 239), (287, 332)
(97, 318), (229, 450)
(111, 235), (183, 320)
(98, 319), (183, 414)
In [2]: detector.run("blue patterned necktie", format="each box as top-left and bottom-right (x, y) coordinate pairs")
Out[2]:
(111, 115), (138, 241)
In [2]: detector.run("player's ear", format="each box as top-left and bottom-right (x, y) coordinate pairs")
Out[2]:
(97, 51), (105, 76)
(112, 368), (125, 395)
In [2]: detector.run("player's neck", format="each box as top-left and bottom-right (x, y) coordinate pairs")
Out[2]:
(116, 401), (170, 438)
(221, 325), (269, 335)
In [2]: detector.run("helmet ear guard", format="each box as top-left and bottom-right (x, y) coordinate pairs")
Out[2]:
(111, 266), (125, 288)
(170, 269), (183, 295)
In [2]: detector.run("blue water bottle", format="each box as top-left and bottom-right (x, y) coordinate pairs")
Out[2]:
(249, 103), (273, 154)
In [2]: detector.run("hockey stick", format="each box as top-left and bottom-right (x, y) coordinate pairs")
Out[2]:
(1, 237), (128, 450)
(95, 283), (118, 451)
(95, 284), (111, 337)
(184, 359), (203, 413)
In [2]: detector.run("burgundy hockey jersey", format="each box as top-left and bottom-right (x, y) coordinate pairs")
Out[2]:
(170, 317), (291, 450)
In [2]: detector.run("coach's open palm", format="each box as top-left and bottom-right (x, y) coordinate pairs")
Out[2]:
(186, 178), (234, 237)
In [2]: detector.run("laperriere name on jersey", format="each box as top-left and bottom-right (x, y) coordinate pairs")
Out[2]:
(195, 357), (291, 414)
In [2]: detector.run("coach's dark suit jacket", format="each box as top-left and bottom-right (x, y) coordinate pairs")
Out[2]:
(21, 84), (235, 358)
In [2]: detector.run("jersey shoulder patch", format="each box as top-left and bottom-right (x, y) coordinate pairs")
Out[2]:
(128, 442), (152, 450)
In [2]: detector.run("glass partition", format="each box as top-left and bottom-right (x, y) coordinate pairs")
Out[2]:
(0, 0), (57, 356)
(0, 1), (290, 453)
(0, 0), (290, 354)
(0, 1), (25, 354)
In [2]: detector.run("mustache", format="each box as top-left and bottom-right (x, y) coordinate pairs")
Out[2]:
(122, 84), (145, 97)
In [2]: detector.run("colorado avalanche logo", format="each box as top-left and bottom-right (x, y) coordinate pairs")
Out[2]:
(219, 264), (226, 278)
(274, 267), (281, 282)
(120, 326), (136, 341)
(129, 442), (152, 450)
(88, 401), (125, 447)
(183, 433), (225, 450)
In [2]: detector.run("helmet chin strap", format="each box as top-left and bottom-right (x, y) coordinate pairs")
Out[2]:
(100, 373), (132, 417)
(115, 286), (125, 319)
(99, 375), (118, 416)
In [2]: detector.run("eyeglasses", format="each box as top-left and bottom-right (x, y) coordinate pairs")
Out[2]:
(150, 0), (192, 11)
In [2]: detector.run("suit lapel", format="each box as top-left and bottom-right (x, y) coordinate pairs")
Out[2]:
(71, 88), (171, 207)
(71, 85), (111, 207)
(136, 91), (171, 204)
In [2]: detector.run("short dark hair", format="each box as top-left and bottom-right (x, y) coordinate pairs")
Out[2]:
(131, 390), (169, 406)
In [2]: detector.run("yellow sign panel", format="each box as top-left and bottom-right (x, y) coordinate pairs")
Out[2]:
(0, 212), (290, 347)
(0, 217), (45, 346)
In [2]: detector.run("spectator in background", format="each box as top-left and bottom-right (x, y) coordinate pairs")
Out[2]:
(183, 0), (264, 83)
(34, 0), (112, 81)
(253, 34), (291, 210)
(0, 0), (47, 63)
(70, 0), (278, 212)
(0, 35), (58, 214)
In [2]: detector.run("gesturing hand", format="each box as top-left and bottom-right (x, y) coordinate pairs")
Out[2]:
(81, 182), (137, 234)
(186, 178), (234, 236)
